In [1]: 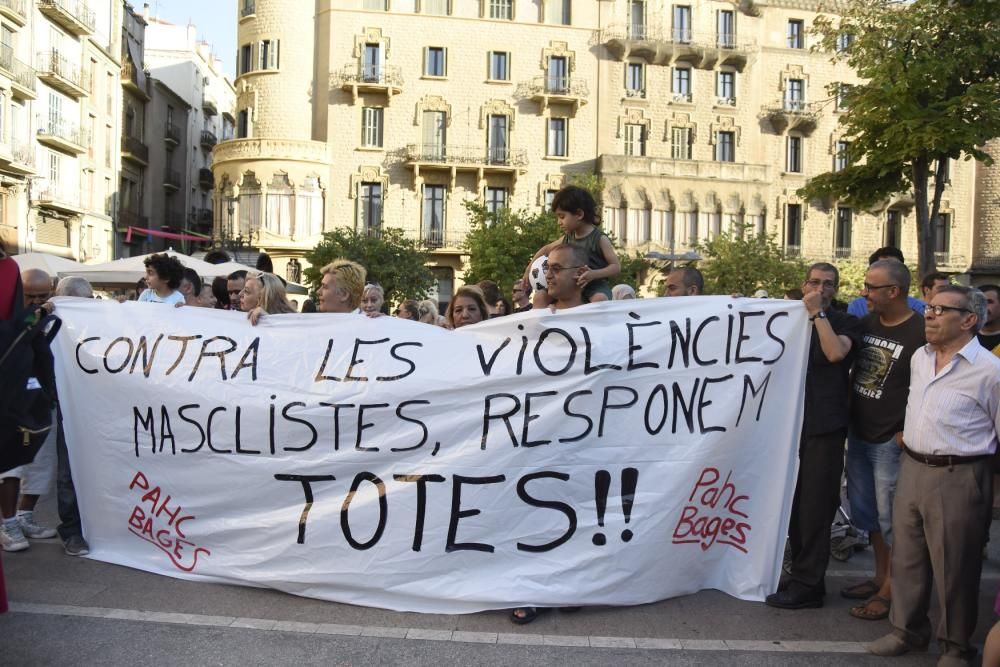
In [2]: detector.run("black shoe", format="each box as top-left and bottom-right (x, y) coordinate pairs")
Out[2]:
(765, 582), (824, 610)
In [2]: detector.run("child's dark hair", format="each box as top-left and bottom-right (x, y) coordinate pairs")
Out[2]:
(143, 253), (185, 289)
(551, 185), (599, 225)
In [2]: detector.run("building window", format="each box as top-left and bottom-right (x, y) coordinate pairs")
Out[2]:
(717, 9), (735, 47)
(422, 184), (446, 246)
(488, 51), (509, 81)
(787, 19), (804, 49)
(836, 32), (853, 53)
(834, 140), (850, 172)
(547, 117), (567, 157)
(717, 71), (735, 104)
(105, 124), (112, 168)
(489, 0), (513, 20)
(785, 79), (804, 111)
(265, 176), (293, 237)
(358, 182), (383, 233)
(629, 0), (646, 38)
(422, 110), (447, 157)
(835, 207), (853, 257)
(546, 56), (568, 93)
(425, 47), (446, 77)
(361, 107), (383, 148)
(672, 66), (691, 101)
(786, 136), (802, 173)
(625, 62), (645, 97)
(485, 187), (508, 215)
(237, 109), (249, 138)
(258, 40), (279, 70)
(933, 213), (951, 259)
(715, 130), (735, 162)
(785, 204), (802, 255)
(362, 43), (382, 81)
(424, 0), (449, 14)
(885, 209), (901, 248)
(239, 44), (253, 75)
(672, 5), (692, 43)
(544, 189), (557, 210)
(487, 114), (509, 163)
(836, 83), (852, 111)
(546, 0), (571, 25)
(671, 127), (692, 160)
(363, 0), (388, 9)
(624, 123), (646, 156)
(297, 177), (324, 237)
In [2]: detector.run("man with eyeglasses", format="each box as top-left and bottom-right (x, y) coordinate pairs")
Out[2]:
(847, 247), (925, 318)
(226, 270), (247, 312)
(839, 260), (925, 622)
(544, 244), (587, 310)
(767, 262), (862, 610)
(868, 286), (1000, 665)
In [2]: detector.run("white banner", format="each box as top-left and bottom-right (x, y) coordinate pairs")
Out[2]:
(51, 296), (808, 614)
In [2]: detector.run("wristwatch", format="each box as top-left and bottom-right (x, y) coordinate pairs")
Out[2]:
(809, 311), (827, 322)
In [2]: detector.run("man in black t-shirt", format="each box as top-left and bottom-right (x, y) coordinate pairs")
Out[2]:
(840, 260), (926, 621)
(976, 284), (1000, 351)
(766, 263), (862, 610)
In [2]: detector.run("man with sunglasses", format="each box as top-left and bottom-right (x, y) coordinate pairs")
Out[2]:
(840, 260), (925, 622)
(868, 286), (1000, 665)
(767, 262), (862, 610)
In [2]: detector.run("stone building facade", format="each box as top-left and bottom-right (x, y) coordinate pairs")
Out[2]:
(214, 0), (999, 301)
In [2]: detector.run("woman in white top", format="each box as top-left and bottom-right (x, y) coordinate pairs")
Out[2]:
(137, 254), (185, 306)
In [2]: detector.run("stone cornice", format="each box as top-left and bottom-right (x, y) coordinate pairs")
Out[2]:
(213, 138), (329, 166)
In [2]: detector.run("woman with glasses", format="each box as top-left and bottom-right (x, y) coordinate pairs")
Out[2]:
(394, 300), (420, 321)
(242, 272), (295, 325)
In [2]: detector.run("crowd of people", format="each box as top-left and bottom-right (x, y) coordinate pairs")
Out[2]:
(2, 183), (1000, 665)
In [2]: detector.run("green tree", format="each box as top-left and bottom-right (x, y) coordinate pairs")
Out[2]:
(694, 226), (807, 297)
(302, 227), (436, 306)
(799, 0), (1000, 279)
(461, 202), (560, 290)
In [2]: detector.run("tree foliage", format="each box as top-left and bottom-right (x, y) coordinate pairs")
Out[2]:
(461, 202), (560, 291)
(302, 227), (435, 306)
(799, 0), (1000, 279)
(694, 226), (807, 297)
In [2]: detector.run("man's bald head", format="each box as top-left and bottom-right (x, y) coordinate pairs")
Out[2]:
(21, 269), (53, 307)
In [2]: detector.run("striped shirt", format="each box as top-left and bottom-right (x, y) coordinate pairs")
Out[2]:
(903, 337), (1000, 456)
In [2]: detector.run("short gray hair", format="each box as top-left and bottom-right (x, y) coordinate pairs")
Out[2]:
(868, 259), (911, 293)
(937, 285), (987, 333)
(55, 276), (93, 298)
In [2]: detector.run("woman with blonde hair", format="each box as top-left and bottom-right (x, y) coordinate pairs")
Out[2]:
(361, 283), (386, 318)
(418, 299), (446, 327)
(242, 272), (295, 325)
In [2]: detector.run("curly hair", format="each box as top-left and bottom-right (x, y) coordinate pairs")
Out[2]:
(144, 253), (185, 289)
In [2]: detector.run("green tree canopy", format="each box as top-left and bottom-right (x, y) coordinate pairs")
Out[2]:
(302, 227), (435, 307)
(799, 0), (1000, 279)
(693, 225), (807, 297)
(461, 202), (560, 291)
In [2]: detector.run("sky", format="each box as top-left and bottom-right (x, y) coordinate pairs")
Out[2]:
(140, 0), (238, 79)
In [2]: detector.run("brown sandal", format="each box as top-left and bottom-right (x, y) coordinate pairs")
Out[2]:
(849, 595), (891, 621)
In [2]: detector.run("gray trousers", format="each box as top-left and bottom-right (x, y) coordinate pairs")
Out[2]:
(889, 454), (992, 660)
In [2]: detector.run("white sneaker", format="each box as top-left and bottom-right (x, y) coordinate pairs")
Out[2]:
(18, 512), (57, 539)
(0, 521), (29, 552)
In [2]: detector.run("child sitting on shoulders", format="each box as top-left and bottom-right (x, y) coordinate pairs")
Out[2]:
(526, 185), (620, 306)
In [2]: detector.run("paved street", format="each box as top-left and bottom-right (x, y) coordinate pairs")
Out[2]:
(2, 496), (997, 666)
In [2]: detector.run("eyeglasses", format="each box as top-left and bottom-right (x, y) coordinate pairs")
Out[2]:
(862, 283), (897, 292)
(925, 304), (972, 317)
(805, 279), (837, 289)
(545, 264), (583, 275)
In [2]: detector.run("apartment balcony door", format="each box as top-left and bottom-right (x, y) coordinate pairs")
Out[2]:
(422, 110), (446, 160)
(546, 56), (568, 93)
(487, 114), (508, 164)
(362, 43), (383, 82)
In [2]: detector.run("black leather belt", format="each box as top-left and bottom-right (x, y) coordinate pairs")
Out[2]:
(904, 446), (990, 467)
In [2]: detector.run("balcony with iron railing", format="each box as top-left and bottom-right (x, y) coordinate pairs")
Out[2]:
(760, 99), (820, 135)
(35, 50), (89, 98)
(597, 153), (770, 183)
(198, 167), (213, 190)
(0, 44), (35, 99)
(121, 60), (149, 100)
(334, 63), (403, 103)
(33, 183), (83, 215)
(834, 246), (853, 259)
(119, 208), (148, 231)
(38, 0), (95, 36)
(598, 24), (754, 70)
(121, 135), (148, 165)
(783, 245), (802, 258)
(164, 169), (181, 191)
(164, 122), (180, 147)
(404, 144), (528, 176)
(35, 114), (89, 155)
(202, 95), (218, 116)
(200, 130), (217, 149)
(240, 0), (255, 19)
(0, 0), (26, 27)
(522, 76), (589, 112)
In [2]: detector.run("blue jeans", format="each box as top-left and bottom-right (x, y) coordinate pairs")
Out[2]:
(55, 404), (83, 542)
(846, 433), (901, 545)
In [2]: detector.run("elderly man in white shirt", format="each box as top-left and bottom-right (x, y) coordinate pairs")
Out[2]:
(868, 285), (1000, 666)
